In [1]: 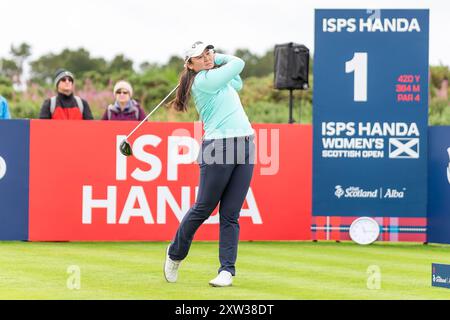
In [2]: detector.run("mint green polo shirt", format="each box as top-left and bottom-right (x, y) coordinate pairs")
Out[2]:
(192, 54), (254, 139)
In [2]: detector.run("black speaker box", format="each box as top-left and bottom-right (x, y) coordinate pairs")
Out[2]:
(274, 43), (309, 90)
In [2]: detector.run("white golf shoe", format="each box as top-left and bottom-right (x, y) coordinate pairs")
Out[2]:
(209, 271), (233, 287)
(164, 245), (181, 283)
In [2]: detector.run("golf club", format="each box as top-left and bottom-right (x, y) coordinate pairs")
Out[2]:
(119, 84), (180, 156)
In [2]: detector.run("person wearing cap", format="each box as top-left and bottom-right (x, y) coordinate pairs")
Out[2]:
(102, 80), (146, 121)
(39, 69), (93, 120)
(164, 41), (255, 287)
(0, 95), (11, 119)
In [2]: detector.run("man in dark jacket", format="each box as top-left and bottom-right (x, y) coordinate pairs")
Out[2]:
(39, 69), (93, 120)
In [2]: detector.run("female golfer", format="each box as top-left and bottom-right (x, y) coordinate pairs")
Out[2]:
(164, 41), (255, 287)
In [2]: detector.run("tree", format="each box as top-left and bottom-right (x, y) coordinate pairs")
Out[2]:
(108, 54), (134, 73)
(165, 55), (184, 74)
(0, 58), (19, 80)
(30, 48), (107, 84)
(9, 42), (32, 87)
(233, 48), (274, 79)
(0, 75), (13, 100)
(139, 61), (161, 73)
(430, 65), (449, 91)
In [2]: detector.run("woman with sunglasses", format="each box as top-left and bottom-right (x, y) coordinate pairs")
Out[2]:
(164, 41), (255, 287)
(102, 80), (146, 121)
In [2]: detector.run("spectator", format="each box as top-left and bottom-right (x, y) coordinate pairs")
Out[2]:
(102, 80), (146, 121)
(39, 69), (93, 120)
(0, 95), (11, 119)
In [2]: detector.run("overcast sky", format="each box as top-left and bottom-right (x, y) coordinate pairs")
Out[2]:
(0, 0), (448, 68)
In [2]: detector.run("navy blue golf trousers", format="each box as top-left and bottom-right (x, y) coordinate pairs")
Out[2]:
(169, 134), (255, 276)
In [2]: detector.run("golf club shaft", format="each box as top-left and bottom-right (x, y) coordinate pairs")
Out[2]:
(125, 84), (180, 140)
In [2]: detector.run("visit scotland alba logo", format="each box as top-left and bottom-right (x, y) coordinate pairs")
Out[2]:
(334, 185), (406, 199)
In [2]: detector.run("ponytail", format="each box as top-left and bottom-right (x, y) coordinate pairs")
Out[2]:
(170, 67), (196, 112)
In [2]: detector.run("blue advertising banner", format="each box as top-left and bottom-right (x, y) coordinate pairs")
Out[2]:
(313, 9), (429, 217)
(427, 127), (450, 244)
(432, 263), (450, 289)
(0, 120), (29, 240)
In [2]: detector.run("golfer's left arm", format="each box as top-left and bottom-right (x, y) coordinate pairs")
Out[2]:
(214, 53), (243, 91)
(197, 54), (245, 93)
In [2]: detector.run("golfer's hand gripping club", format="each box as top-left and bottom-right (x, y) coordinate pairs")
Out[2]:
(119, 84), (180, 157)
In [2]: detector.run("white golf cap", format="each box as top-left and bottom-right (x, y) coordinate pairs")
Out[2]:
(184, 41), (214, 62)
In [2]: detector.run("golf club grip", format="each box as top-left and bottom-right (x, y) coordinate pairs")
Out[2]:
(125, 84), (180, 140)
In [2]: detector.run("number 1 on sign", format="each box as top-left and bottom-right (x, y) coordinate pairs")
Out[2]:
(345, 52), (368, 102)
